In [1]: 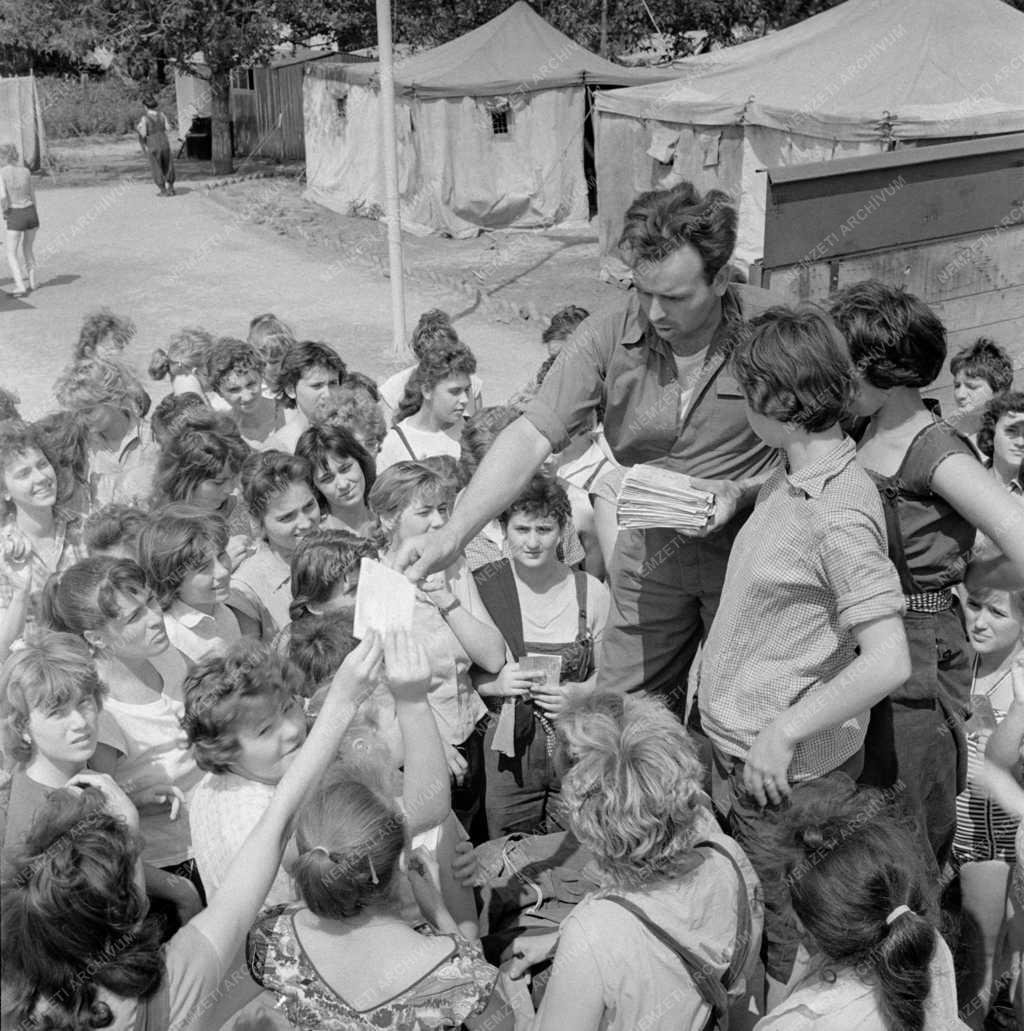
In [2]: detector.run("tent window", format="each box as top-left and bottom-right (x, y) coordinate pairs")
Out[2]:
(335, 96), (347, 120)
(491, 109), (509, 135)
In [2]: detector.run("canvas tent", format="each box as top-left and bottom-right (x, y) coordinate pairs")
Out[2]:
(303, 1), (672, 237)
(594, 0), (1024, 269)
(0, 75), (47, 171)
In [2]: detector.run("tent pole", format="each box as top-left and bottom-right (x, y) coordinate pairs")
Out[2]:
(376, 0), (408, 356)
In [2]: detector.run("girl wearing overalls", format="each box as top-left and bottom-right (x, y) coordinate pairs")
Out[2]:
(474, 477), (610, 838)
(138, 97), (176, 196)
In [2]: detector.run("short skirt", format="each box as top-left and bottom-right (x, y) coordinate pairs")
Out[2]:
(4, 205), (39, 231)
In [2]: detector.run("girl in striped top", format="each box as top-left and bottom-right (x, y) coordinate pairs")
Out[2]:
(953, 585), (1023, 1022)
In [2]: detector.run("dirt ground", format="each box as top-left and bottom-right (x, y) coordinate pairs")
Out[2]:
(2, 136), (625, 420)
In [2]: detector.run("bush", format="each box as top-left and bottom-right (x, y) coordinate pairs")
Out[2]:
(36, 76), (177, 138)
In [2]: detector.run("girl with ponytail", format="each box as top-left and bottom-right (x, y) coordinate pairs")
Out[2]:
(376, 341), (477, 472)
(756, 785), (967, 1030)
(148, 328), (224, 409)
(245, 632), (514, 1031)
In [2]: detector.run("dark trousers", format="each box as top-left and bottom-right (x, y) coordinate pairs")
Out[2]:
(597, 522), (743, 718)
(713, 746), (864, 985)
(483, 711), (566, 839)
(146, 142), (175, 189)
(860, 607), (968, 871)
(451, 721), (488, 844)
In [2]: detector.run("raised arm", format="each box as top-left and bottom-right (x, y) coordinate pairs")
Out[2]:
(933, 454), (1024, 591)
(387, 631), (451, 834)
(189, 632), (384, 958)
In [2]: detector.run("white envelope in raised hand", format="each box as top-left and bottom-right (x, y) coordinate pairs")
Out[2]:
(353, 558), (416, 638)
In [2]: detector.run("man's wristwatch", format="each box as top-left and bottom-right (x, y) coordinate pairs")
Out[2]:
(436, 597), (462, 617)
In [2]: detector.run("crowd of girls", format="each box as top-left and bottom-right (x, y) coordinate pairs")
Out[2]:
(0, 284), (1020, 1031)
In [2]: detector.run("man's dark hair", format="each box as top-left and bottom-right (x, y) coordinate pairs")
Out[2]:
(617, 181), (737, 283)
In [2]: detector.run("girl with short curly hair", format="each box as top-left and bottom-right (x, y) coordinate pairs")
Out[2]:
(207, 337), (285, 449)
(182, 639), (310, 905)
(377, 341), (478, 472)
(137, 505), (241, 665)
(525, 691), (761, 1031)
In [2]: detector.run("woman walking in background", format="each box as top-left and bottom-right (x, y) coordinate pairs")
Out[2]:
(0, 144), (39, 298)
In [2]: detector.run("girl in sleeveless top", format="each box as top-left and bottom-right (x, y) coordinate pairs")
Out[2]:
(829, 281), (1024, 873)
(377, 340), (477, 472)
(473, 476), (610, 837)
(0, 143), (39, 297)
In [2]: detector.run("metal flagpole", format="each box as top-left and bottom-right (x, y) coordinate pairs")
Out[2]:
(376, 0), (408, 355)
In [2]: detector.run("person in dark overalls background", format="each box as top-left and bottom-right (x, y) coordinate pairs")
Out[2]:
(137, 96), (176, 197)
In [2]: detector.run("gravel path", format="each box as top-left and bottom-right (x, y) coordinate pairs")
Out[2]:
(0, 178), (550, 419)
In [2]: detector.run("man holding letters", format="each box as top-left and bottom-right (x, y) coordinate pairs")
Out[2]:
(401, 181), (781, 715)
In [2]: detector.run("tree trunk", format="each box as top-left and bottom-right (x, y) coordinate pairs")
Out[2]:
(210, 70), (234, 174)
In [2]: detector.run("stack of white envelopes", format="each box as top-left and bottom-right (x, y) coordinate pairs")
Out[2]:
(617, 465), (716, 532)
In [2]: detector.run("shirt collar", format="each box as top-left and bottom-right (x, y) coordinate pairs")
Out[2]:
(785, 436), (858, 498)
(168, 599), (218, 628)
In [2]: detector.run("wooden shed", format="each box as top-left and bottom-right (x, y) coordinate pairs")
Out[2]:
(176, 49), (373, 162)
(231, 49), (362, 161)
(754, 133), (1024, 409)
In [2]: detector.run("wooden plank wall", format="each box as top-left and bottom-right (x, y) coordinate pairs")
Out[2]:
(761, 224), (1024, 409)
(230, 90), (259, 156)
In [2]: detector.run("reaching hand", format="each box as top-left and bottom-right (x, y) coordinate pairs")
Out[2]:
(419, 572), (457, 611)
(1, 528), (33, 595)
(445, 742), (468, 785)
(395, 526), (461, 582)
(67, 771), (140, 831)
(451, 838), (478, 888)
(383, 629), (431, 703)
(131, 783), (186, 821)
(226, 534), (257, 570)
(506, 932), (559, 980)
(332, 630), (384, 709)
